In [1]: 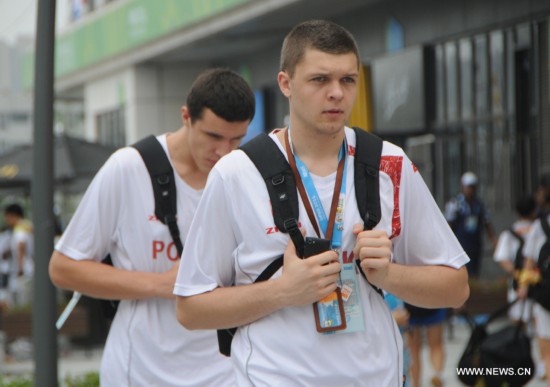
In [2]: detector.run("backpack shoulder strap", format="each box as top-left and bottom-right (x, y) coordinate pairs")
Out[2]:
(508, 227), (524, 243)
(240, 133), (304, 257)
(353, 127), (383, 231)
(218, 133), (305, 357)
(132, 135), (183, 257)
(352, 128), (384, 296)
(508, 228), (525, 274)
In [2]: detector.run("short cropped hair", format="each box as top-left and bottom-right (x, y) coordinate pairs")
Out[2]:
(186, 68), (255, 124)
(515, 195), (536, 218)
(4, 203), (24, 218)
(280, 20), (360, 77)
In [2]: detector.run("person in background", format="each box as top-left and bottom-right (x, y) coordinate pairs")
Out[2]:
(520, 192), (550, 385)
(535, 172), (550, 217)
(3, 203), (33, 307)
(405, 303), (447, 387)
(0, 226), (12, 309)
(493, 195), (537, 323)
(445, 172), (497, 278)
(49, 68), (255, 386)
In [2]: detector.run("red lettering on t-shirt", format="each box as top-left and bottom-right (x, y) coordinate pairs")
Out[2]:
(152, 240), (180, 261)
(167, 242), (179, 261)
(152, 240), (165, 259)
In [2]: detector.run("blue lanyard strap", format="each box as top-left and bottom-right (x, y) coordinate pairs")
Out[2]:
(284, 128), (348, 247)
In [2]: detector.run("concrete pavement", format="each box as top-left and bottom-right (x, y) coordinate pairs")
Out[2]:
(0, 320), (547, 386)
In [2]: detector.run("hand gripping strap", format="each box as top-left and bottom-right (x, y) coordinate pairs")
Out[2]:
(132, 135), (183, 257)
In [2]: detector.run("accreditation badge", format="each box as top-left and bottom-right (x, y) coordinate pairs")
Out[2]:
(333, 263), (365, 334)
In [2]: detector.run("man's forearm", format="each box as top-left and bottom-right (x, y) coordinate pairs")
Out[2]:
(176, 279), (288, 330)
(49, 251), (175, 300)
(381, 264), (469, 308)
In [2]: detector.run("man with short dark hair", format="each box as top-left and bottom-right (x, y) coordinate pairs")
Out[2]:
(49, 68), (255, 386)
(175, 21), (469, 385)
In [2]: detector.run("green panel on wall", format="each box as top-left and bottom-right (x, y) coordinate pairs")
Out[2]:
(23, 0), (253, 88)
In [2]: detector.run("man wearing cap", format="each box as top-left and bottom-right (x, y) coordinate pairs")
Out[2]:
(445, 172), (497, 278)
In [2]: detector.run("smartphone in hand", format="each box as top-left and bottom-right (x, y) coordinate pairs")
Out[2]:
(303, 237), (331, 258)
(303, 237), (347, 333)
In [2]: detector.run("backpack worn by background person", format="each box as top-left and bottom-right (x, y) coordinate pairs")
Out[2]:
(531, 215), (550, 311)
(458, 300), (534, 387)
(100, 135), (183, 320)
(217, 128), (383, 356)
(508, 228), (526, 291)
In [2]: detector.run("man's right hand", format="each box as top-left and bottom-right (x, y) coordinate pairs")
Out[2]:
(278, 233), (340, 307)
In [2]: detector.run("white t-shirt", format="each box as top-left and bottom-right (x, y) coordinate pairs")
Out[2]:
(10, 220), (33, 277)
(523, 215), (550, 337)
(56, 134), (234, 387)
(494, 220), (533, 264)
(523, 216), (549, 261)
(175, 127), (468, 386)
(493, 219), (534, 320)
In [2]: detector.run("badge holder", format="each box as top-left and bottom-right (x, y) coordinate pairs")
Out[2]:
(313, 288), (347, 332)
(304, 237), (347, 333)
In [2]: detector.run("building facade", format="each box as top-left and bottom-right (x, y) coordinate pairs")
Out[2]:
(23, 0), (550, 227)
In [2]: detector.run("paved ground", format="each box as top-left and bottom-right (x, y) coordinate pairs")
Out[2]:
(0, 320), (547, 386)
(418, 317), (547, 387)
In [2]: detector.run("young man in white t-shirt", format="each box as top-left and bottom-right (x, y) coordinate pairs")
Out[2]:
(493, 195), (537, 322)
(521, 204), (550, 384)
(175, 20), (469, 386)
(49, 68), (255, 386)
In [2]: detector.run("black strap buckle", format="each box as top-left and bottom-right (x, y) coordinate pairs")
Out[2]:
(283, 218), (298, 233)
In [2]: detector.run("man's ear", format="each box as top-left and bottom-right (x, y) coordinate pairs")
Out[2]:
(181, 106), (191, 125)
(278, 71), (291, 98)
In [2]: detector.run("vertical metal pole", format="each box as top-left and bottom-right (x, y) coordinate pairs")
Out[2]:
(32, 0), (57, 385)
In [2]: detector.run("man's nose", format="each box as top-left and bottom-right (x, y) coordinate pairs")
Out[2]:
(328, 81), (344, 100)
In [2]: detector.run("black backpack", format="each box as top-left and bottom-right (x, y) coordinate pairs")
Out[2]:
(458, 300), (534, 387)
(507, 228), (525, 291)
(531, 215), (550, 311)
(216, 128), (383, 356)
(100, 135), (183, 320)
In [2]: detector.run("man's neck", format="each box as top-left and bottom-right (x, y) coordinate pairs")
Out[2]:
(279, 125), (346, 177)
(167, 128), (208, 189)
